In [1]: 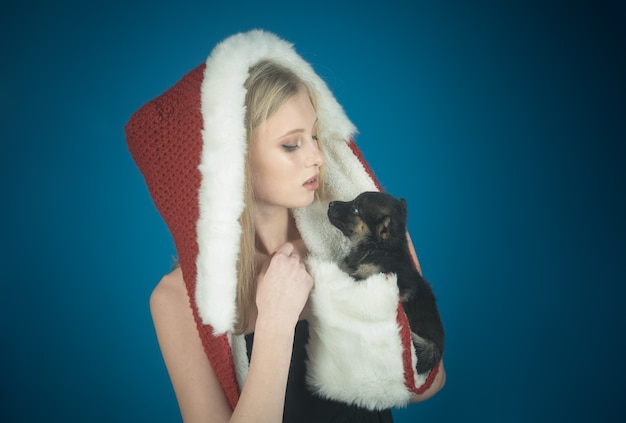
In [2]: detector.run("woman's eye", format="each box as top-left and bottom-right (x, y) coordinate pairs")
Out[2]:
(281, 134), (317, 152)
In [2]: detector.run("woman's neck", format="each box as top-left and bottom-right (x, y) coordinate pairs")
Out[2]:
(253, 206), (299, 255)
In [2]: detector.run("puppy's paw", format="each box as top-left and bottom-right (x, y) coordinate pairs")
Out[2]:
(411, 331), (442, 374)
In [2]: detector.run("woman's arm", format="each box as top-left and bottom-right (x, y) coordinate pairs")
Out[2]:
(231, 242), (313, 422)
(150, 243), (312, 423)
(150, 267), (233, 422)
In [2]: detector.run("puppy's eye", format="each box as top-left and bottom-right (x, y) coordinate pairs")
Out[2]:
(351, 205), (359, 215)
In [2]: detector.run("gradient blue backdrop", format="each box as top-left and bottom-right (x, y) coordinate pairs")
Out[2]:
(2, 0), (625, 421)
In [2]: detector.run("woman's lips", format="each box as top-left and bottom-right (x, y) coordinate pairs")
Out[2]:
(303, 175), (319, 190)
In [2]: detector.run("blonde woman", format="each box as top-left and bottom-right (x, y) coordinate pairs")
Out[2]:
(126, 30), (445, 423)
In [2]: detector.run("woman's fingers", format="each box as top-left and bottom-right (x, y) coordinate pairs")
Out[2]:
(275, 242), (295, 257)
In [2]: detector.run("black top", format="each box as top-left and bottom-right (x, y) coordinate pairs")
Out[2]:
(245, 320), (394, 423)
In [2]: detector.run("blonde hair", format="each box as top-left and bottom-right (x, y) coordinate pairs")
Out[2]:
(234, 60), (324, 334)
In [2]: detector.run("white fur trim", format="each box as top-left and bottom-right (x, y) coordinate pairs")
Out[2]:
(195, 30), (359, 334)
(305, 256), (417, 410)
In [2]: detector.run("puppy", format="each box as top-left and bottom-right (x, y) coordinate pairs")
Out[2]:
(327, 191), (444, 374)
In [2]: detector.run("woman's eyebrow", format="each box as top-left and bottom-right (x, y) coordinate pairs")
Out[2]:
(279, 128), (306, 138)
(278, 118), (319, 139)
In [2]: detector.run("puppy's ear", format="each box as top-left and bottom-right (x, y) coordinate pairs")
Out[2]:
(400, 198), (407, 215)
(376, 216), (392, 240)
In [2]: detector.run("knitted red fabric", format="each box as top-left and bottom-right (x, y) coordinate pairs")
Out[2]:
(125, 64), (240, 409)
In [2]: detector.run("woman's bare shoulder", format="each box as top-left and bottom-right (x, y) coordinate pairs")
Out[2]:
(149, 266), (233, 421)
(149, 266), (189, 317)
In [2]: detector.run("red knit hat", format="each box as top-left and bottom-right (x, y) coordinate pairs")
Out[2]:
(126, 30), (437, 411)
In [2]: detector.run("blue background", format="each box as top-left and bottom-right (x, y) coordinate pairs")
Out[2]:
(2, 0), (625, 421)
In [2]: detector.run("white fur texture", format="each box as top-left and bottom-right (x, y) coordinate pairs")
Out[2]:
(305, 256), (414, 410)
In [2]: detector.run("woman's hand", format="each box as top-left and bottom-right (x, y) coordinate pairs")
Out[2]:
(255, 242), (314, 330)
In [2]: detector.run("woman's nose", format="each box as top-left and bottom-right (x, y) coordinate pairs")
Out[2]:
(307, 139), (325, 167)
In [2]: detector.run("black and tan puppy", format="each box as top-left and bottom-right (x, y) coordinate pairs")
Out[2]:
(327, 191), (444, 374)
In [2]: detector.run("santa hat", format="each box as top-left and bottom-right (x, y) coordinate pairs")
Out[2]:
(126, 30), (438, 411)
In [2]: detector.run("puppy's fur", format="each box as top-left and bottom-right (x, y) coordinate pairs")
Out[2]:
(327, 191), (444, 374)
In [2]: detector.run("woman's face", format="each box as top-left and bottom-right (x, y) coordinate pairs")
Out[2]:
(250, 87), (324, 211)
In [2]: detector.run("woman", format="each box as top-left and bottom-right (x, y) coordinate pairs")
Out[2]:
(126, 30), (445, 422)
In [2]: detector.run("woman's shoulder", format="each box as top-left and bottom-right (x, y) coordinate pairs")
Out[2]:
(148, 266), (234, 421)
(149, 266), (189, 317)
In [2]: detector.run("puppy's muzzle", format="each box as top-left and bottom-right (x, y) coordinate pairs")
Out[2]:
(327, 201), (350, 236)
